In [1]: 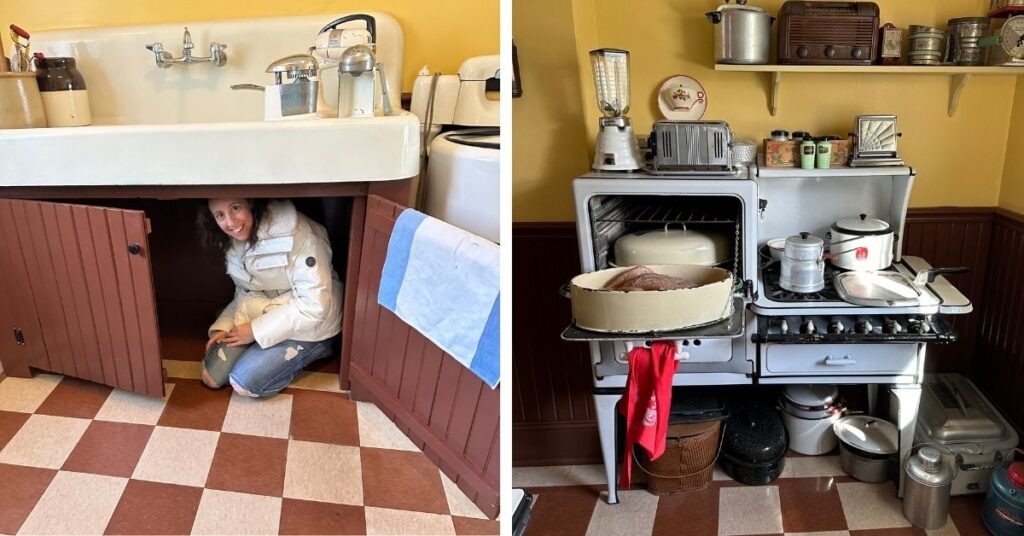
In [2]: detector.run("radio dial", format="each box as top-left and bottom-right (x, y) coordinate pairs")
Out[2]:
(824, 46), (837, 58)
(797, 46), (810, 58)
(851, 47), (865, 59)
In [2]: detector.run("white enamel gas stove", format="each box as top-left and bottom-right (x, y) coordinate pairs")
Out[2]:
(565, 164), (972, 504)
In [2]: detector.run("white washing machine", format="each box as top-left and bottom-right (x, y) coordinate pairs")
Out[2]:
(412, 55), (500, 244)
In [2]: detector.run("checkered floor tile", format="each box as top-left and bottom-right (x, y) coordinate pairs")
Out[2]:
(514, 456), (989, 536)
(0, 361), (498, 535)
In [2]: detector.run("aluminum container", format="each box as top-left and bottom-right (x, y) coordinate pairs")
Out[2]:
(903, 447), (955, 529)
(706, 0), (775, 65)
(947, 17), (992, 66)
(914, 373), (1020, 495)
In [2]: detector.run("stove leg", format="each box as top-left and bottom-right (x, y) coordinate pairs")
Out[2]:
(866, 384), (878, 416)
(594, 392), (620, 505)
(889, 384), (922, 498)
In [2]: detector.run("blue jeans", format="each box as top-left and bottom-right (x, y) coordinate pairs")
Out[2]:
(202, 337), (334, 397)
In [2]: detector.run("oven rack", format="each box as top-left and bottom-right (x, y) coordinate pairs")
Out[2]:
(593, 204), (739, 225)
(561, 297), (745, 342)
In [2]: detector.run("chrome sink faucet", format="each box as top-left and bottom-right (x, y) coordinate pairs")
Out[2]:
(145, 27), (227, 68)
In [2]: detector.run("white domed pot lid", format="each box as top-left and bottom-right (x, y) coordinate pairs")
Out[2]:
(833, 415), (898, 456)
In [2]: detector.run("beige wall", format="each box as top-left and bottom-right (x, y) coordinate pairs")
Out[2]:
(0, 0), (498, 92)
(514, 0), (1016, 222)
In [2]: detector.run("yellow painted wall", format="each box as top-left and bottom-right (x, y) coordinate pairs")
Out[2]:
(512, 0), (593, 222)
(0, 0), (498, 91)
(514, 0), (1016, 222)
(1000, 76), (1024, 213)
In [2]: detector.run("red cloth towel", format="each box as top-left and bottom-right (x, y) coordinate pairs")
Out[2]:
(618, 341), (676, 489)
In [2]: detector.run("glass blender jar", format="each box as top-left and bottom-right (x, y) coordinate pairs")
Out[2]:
(590, 48), (642, 171)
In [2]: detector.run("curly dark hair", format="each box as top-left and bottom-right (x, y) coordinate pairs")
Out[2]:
(196, 198), (271, 254)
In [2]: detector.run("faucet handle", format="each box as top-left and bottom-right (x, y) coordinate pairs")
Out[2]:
(145, 42), (164, 53)
(182, 27), (194, 52)
(210, 42), (227, 67)
(144, 42), (172, 68)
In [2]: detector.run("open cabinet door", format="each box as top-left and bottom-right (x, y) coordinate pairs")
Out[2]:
(0, 199), (164, 397)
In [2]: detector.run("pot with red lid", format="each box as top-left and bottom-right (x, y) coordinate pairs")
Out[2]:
(828, 214), (896, 271)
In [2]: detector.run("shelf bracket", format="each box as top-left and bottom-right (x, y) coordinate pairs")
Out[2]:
(949, 73), (971, 117)
(768, 71), (781, 116)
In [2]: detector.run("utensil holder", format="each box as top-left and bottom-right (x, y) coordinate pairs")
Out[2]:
(0, 72), (47, 129)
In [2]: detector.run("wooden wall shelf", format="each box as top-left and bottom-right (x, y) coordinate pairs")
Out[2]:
(714, 64), (1024, 117)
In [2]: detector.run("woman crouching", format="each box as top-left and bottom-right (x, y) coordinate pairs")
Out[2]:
(196, 198), (342, 397)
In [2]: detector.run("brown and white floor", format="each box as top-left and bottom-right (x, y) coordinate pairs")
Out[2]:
(514, 455), (989, 536)
(0, 359), (498, 535)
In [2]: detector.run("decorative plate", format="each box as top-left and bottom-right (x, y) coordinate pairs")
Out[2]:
(657, 75), (708, 120)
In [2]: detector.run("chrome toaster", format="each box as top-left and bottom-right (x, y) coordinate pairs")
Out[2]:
(648, 120), (734, 174)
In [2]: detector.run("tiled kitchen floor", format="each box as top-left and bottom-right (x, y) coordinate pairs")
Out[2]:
(0, 361), (498, 535)
(514, 456), (989, 536)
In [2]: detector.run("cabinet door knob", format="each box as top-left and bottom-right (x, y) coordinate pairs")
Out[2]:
(128, 243), (142, 255)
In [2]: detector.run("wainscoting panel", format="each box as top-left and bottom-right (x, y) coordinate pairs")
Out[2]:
(513, 209), (1007, 466)
(972, 209), (1024, 434)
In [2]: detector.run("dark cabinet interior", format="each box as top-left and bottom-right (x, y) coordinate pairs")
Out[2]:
(0, 195), (355, 397)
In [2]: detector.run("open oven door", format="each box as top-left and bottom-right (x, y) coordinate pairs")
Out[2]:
(0, 199), (164, 397)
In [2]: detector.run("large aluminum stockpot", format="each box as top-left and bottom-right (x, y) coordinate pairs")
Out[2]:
(706, 0), (774, 65)
(834, 415), (899, 483)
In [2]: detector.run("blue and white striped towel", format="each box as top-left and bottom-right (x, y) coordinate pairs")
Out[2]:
(378, 209), (500, 388)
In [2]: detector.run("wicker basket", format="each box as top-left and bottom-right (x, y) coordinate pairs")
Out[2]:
(635, 420), (725, 495)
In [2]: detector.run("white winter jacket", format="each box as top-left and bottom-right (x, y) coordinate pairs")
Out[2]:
(208, 200), (343, 348)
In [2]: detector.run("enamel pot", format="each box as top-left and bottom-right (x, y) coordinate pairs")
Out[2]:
(829, 214), (896, 271)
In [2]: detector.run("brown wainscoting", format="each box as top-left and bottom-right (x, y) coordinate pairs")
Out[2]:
(903, 208), (993, 375)
(350, 195), (499, 518)
(973, 208), (1024, 434)
(513, 208), (1005, 467)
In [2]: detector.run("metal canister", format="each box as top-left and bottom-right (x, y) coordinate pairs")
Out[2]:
(908, 25), (945, 65)
(946, 17), (992, 66)
(903, 447), (955, 529)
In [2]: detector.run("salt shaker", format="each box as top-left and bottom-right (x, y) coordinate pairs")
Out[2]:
(36, 57), (91, 127)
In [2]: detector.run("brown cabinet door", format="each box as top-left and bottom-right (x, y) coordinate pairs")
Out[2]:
(0, 199), (164, 397)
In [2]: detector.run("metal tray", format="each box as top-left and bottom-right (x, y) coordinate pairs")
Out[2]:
(561, 296), (745, 342)
(834, 271), (922, 307)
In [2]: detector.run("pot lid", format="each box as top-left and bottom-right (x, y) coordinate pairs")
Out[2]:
(786, 232), (823, 249)
(1010, 462), (1024, 489)
(723, 403), (787, 463)
(906, 446), (955, 486)
(783, 384), (838, 407)
(834, 214), (891, 235)
(614, 225), (729, 266)
(833, 415), (898, 455)
(714, 0), (769, 14)
(834, 271), (922, 307)
(918, 374), (1008, 443)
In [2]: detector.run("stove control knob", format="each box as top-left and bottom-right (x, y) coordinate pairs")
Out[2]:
(828, 319), (845, 334)
(779, 319), (789, 335)
(908, 320), (924, 334)
(855, 320), (873, 334)
(801, 320), (816, 334)
(884, 319), (902, 334)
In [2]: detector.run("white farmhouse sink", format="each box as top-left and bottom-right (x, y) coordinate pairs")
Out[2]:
(0, 114), (419, 186)
(0, 13), (418, 187)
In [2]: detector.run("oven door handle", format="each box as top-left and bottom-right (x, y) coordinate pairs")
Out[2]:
(823, 355), (856, 366)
